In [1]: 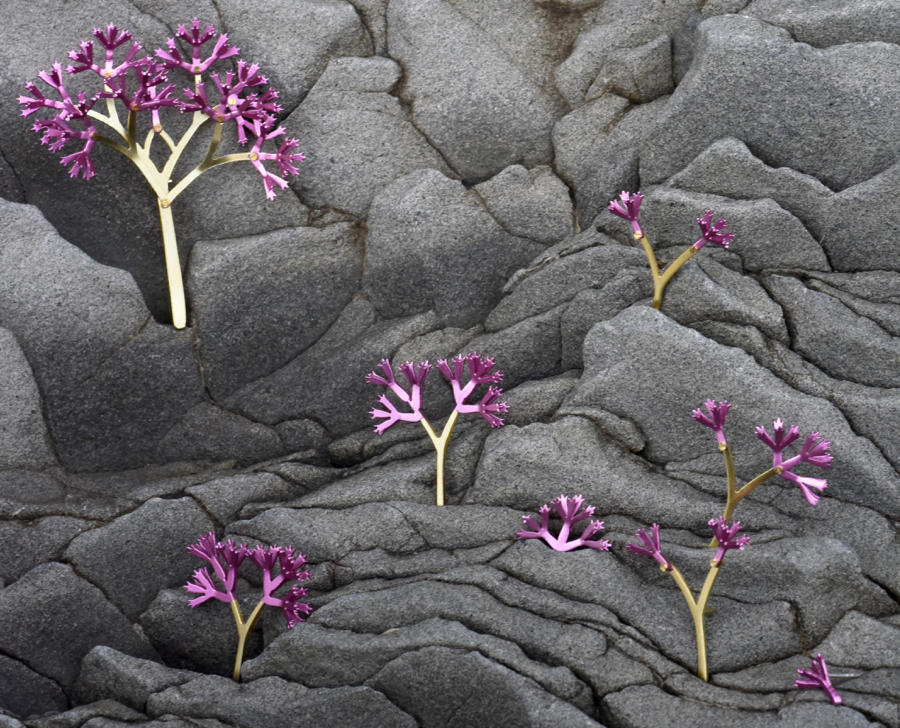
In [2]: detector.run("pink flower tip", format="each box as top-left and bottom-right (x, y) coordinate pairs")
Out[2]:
(692, 399), (730, 447)
(517, 494), (611, 552)
(693, 210), (735, 249)
(796, 654), (841, 705)
(608, 190), (644, 238)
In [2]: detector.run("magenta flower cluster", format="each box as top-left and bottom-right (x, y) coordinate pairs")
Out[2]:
(693, 210), (735, 250)
(517, 495), (611, 551)
(608, 191), (644, 237)
(19, 20), (303, 197)
(756, 418), (833, 505)
(185, 532), (312, 628)
(367, 352), (509, 434)
(796, 654), (842, 705)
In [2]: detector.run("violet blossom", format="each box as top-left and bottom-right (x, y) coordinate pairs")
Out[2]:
(693, 210), (735, 250)
(20, 19), (306, 329)
(367, 358), (429, 434)
(607, 191), (644, 237)
(626, 524), (672, 571)
(796, 654), (842, 705)
(707, 517), (749, 567)
(185, 532), (312, 681)
(756, 419), (832, 505)
(437, 352), (510, 428)
(517, 495), (611, 552)
(692, 399), (731, 448)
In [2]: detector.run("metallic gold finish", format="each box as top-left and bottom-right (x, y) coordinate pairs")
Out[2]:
(229, 598), (266, 682)
(637, 233), (701, 310)
(85, 100), (250, 328)
(420, 410), (460, 506)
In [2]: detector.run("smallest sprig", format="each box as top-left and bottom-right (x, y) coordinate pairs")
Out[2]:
(796, 654), (842, 705)
(606, 190), (735, 309)
(517, 495), (611, 552)
(185, 532), (311, 682)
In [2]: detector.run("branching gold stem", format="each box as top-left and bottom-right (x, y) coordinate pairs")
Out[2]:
(709, 444), (781, 547)
(420, 410), (461, 506)
(636, 233), (701, 309)
(77, 106), (250, 328)
(667, 561), (722, 681)
(229, 598), (266, 682)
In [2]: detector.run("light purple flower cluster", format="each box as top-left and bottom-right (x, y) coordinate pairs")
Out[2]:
(367, 352), (509, 434)
(625, 523), (672, 571)
(19, 19), (303, 196)
(626, 519), (748, 570)
(693, 210), (735, 250)
(517, 495), (611, 552)
(707, 517), (750, 566)
(185, 532), (312, 628)
(607, 191), (644, 237)
(692, 399), (731, 448)
(756, 419), (833, 505)
(796, 654), (842, 705)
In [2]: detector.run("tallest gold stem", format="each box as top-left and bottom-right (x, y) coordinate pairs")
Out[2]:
(157, 200), (186, 329)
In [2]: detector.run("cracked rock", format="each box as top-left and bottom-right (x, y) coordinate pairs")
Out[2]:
(286, 56), (452, 218)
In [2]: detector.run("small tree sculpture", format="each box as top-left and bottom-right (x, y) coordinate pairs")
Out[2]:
(20, 20), (304, 328)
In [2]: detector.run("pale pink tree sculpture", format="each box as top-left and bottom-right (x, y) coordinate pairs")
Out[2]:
(20, 20), (304, 328)
(185, 532), (311, 682)
(367, 352), (509, 506)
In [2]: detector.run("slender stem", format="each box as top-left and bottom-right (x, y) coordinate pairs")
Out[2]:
(230, 599), (266, 682)
(668, 562), (722, 681)
(420, 409), (461, 506)
(638, 234), (660, 280)
(157, 200), (187, 329)
(709, 444), (737, 548)
(709, 465), (781, 547)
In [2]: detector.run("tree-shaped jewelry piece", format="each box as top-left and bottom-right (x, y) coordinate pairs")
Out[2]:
(517, 494), (611, 551)
(185, 532), (311, 682)
(20, 20), (305, 328)
(795, 654), (842, 705)
(624, 401), (833, 681)
(608, 192), (735, 310)
(367, 353), (509, 506)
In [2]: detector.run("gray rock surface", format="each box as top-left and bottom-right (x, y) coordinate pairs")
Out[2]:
(64, 497), (214, 619)
(474, 165), (575, 246)
(0, 328), (55, 469)
(188, 223), (363, 399)
(386, 0), (565, 182)
(364, 169), (542, 326)
(1, 2), (899, 725)
(286, 57), (452, 217)
(641, 15), (900, 190)
(0, 563), (158, 692)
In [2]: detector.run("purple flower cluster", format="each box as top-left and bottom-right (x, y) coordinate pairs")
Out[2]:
(756, 419), (833, 505)
(607, 191), (644, 237)
(693, 210), (735, 250)
(626, 523), (672, 571)
(796, 654), (842, 705)
(19, 19), (303, 195)
(707, 517), (750, 566)
(692, 399), (731, 448)
(367, 352), (509, 434)
(185, 532), (312, 628)
(517, 495), (611, 552)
